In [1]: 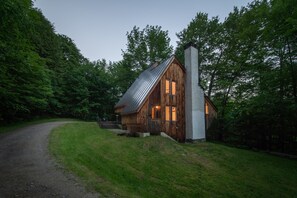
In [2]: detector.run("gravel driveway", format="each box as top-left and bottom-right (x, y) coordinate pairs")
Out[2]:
(0, 122), (99, 198)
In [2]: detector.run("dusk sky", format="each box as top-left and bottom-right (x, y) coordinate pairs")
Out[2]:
(34, 0), (253, 62)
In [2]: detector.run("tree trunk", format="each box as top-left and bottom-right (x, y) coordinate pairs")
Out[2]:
(221, 74), (237, 118)
(279, 50), (285, 153)
(207, 69), (217, 97)
(286, 39), (297, 104)
(207, 51), (223, 97)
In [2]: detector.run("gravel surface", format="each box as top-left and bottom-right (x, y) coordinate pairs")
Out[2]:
(0, 122), (100, 198)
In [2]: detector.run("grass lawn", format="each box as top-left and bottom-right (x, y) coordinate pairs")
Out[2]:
(50, 122), (297, 198)
(0, 118), (77, 134)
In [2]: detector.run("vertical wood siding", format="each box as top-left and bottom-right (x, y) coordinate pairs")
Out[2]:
(160, 60), (185, 142)
(118, 58), (217, 142)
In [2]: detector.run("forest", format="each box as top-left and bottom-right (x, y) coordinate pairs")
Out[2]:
(0, 0), (296, 154)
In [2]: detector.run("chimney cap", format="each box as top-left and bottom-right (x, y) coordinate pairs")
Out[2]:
(184, 42), (197, 50)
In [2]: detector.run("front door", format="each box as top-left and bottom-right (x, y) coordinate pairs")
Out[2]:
(147, 118), (161, 134)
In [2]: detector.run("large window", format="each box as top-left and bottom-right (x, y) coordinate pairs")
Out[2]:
(165, 79), (176, 95)
(172, 81), (176, 95)
(165, 80), (170, 94)
(165, 106), (177, 121)
(172, 107), (177, 121)
(165, 106), (170, 121)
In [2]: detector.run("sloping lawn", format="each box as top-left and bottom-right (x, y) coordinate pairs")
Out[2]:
(50, 122), (297, 197)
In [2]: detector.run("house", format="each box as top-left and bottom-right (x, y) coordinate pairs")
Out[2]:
(114, 43), (217, 142)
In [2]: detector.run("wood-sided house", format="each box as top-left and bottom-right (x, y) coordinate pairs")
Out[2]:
(115, 43), (217, 142)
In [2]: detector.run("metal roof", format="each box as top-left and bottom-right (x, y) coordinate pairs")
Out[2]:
(115, 56), (175, 115)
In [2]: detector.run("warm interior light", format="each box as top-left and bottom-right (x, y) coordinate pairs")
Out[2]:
(172, 81), (176, 95)
(205, 103), (209, 115)
(165, 106), (170, 121)
(152, 105), (161, 119)
(152, 108), (155, 119)
(172, 107), (177, 121)
(165, 80), (170, 94)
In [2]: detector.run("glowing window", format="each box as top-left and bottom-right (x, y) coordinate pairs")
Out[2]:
(165, 80), (170, 94)
(172, 81), (176, 95)
(205, 103), (209, 115)
(152, 106), (161, 119)
(172, 107), (177, 121)
(165, 106), (170, 121)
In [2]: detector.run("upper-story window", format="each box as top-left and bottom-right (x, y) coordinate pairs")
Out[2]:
(166, 80), (170, 94)
(165, 79), (176, 95)
(172, 81), (176, 95)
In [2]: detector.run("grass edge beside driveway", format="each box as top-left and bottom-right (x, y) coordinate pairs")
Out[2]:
(49, 122), (297, 198)
(0, 118), (77, 134)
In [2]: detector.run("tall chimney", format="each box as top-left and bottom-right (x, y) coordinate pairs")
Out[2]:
(184, 43), (205, 141)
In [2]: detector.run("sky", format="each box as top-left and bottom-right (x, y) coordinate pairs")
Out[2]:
(34, 0), (253, 62)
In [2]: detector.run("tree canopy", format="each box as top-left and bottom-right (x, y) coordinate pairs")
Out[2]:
(0, 0), (116, 122)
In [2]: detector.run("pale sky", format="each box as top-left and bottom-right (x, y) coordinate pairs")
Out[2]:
(34, 0), (253, 62)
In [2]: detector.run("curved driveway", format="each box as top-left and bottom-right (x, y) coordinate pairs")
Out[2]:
(0, 122), (99, 198)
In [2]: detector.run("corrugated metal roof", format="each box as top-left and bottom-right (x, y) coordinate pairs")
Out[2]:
(115, 56), (175, 115)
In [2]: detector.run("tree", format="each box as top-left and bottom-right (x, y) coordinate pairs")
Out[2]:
(202, 0), (297, 154)
(0, 0), (52, 122)
(175, 13), (226, 98)
(123, 25), (173, 72)
(111, 25), (173, 96)
(87, 60), (118, 120)
(0, 0), (123, 122)
(48, 34), (89, 118)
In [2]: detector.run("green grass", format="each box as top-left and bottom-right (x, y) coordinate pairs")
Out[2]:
(0, 118), (77, 134)
(50, 122), (297, 197)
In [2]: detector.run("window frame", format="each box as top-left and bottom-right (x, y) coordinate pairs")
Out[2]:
(205, 103), (209, 115)
(165, 79), (170, 94)
(152, 105), (161, 120)
(171, 81), (176, 96)
(172, 106), (177, 121)
(165, 106), (170, 121)
(165, 106), (177, 122)
(165, 79), (177, 95)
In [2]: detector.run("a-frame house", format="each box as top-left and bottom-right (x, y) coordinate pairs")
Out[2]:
(115, 43), (217, 142)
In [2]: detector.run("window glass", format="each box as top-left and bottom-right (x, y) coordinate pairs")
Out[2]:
(165, 106), (170, 121)
(152, 107), (155, 119)
(152, 106), (161, 119)
(205, 103), (209, 115)
(172, 107), (177, 121)
(165, 80), (170, 94)
(172, 81), (176, 95)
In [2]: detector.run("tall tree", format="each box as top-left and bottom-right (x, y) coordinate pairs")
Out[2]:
(0, 0), (52, 122)
(201, 0), (297, 153)
(87, 60), (118, 120)
(175, 13), (225, 98)
(111, 25), (173, 95)
(48, 34), (88, 118)
(123, 25), (173, 72)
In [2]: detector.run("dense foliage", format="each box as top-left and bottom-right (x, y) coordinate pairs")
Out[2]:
(1, 0), (296, 153)
(108, 25), (173, 94)
(176, 0), (297, 154)
(0, 0), (116, 122)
